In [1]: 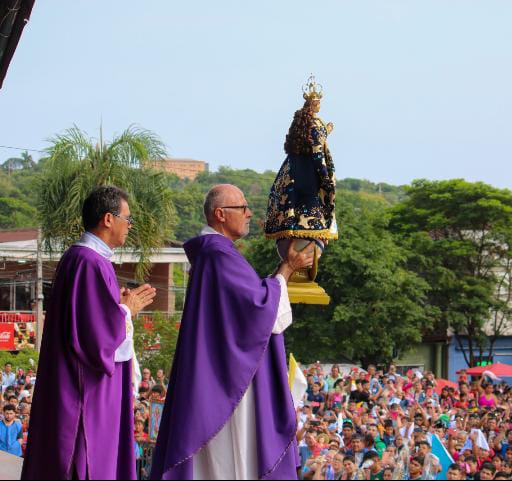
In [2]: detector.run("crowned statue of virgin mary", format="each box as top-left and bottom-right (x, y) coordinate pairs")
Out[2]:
(264, 75), (338, 304)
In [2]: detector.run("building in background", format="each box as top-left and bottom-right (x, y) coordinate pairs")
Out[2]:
(152, 158), (209, 180)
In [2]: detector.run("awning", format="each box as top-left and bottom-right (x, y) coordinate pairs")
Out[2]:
(0, 0), (36, 90)
(462, 362), (512, 378)
(434, 378), (459, 395)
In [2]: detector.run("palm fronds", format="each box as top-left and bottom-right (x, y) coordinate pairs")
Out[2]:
(38, 125), (176, 280)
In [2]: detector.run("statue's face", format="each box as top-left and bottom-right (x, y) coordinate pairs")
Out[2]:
(311, 99), (321, 113)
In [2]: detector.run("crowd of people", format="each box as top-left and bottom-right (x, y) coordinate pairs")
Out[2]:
(296, 364), (512, 480)
(0, 362), (167, 462)
(3, 359), (512, 481)
(0, 363), (35, 457)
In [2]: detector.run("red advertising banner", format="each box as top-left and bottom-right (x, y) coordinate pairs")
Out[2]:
(0, 323), (15, 351)
(0, 312), (36, 351)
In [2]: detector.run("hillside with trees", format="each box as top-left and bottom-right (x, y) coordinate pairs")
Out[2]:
(2, 131), (510, 368)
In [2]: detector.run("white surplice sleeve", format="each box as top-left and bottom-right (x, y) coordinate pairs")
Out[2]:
(272, 275), (293, 335)
(115, 304), (134, 362)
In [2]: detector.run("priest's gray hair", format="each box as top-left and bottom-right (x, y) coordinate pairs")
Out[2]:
(203, 187), (228, 222)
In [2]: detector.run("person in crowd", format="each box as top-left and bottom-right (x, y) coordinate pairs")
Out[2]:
(0, 404), (23, 457)
(479, 461), (497, 480)
(300, 431), (322, 474)
(309, 382), (327, 415)
(341, 422), (354, 452)
(362, 451), (384, 480)
(141, 368), (156, 390)
(155, 369), (168, 387)
(341, 455), (363, 480)
(326, 365), (343, 391)
(447, 463), (465, 480)
(478, 378), (499, 410)
(1, 363), (15, 392)
(150, 384), (166, 402)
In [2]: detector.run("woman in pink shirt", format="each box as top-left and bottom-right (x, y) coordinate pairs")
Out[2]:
(478, 380), (498, 409)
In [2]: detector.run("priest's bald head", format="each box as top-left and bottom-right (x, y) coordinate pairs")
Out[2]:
(204, 184), (253, 241)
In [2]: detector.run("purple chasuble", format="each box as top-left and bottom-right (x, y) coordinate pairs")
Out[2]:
(22, 246), (136, 480)
(151, 234), (298, 480)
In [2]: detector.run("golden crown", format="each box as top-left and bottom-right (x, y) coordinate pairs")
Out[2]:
(302, 74), (323, 101)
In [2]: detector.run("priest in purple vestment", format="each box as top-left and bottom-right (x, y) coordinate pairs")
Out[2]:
(22, 186), (157, 481)
(151, 184), (315, 481)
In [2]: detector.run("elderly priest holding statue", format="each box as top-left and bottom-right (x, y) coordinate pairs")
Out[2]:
(151, 184), (314, 480)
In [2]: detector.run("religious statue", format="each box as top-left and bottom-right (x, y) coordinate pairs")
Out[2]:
(265, 75), (338, 304)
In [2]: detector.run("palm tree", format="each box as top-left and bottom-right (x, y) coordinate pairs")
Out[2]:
(20, 151), (36, 169)
(1, 151), (35, 174)
(38, 125), (177, 279)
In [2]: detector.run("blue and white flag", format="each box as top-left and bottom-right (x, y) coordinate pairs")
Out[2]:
(432, 434), (454, 480)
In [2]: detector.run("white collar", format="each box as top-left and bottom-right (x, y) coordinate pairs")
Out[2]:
(200, 225), (224, 237)
(75, 232), (115, 260)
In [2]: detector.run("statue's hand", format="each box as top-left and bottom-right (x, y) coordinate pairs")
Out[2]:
(326, 122), (334, 134)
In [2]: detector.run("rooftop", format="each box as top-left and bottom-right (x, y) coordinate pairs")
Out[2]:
(0, 229), (188, 265)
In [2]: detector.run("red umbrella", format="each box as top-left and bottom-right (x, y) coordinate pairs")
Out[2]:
(435, 379), (459, 395)
(465, 363), (512, 378)
(462, 365), (487, 376)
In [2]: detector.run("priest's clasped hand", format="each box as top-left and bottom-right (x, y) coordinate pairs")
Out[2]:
(277, 241), (316, 282)
(121, 284), (157, 317)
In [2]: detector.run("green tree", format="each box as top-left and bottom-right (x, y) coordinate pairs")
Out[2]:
(0, 197), (38, 228)
(0, 349), (39, 372)
(133, 312), (180, 375)
(246, 196), (431, 365)
(0, 171), (23, 199)
(168, 185), (206, 240)
(1, 151), (36, 175)
(37, 126), (177, 279)
(389, 179), (512, 367)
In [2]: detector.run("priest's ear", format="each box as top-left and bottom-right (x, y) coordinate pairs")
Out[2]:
(102, 212), (116, 229)
(213, 207), (227, 223)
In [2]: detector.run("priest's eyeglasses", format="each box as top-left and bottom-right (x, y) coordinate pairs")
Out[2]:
(220, 205), (250, 214)
(112, 213), (135, 226)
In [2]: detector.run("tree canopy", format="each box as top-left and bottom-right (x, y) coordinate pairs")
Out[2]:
(390, 179), (512, 366)
(245, 196), (431, 365)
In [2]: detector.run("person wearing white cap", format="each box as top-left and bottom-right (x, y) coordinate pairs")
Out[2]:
(18, 390), (30, 402)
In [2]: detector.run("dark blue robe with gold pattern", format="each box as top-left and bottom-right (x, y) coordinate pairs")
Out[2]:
(265, 117), (338, 241)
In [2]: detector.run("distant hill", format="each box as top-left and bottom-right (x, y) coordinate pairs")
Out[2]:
(0, 158), (405, 238)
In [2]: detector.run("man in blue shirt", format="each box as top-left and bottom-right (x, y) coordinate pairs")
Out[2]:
(1, 363), (16, 392)
(0, 404), (23, 457)
(498, 429), (512, 458)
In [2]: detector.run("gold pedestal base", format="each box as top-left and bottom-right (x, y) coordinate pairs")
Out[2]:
(288, 281), (331, 305)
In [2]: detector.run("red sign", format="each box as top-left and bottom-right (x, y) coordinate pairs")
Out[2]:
(0, 323), (15, 351)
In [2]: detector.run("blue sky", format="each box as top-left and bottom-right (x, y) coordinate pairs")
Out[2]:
(1, 0), (511, 188)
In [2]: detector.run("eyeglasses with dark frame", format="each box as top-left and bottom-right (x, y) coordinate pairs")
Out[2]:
(219, 205), (250, 215)
(111, 213), (135, 226)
